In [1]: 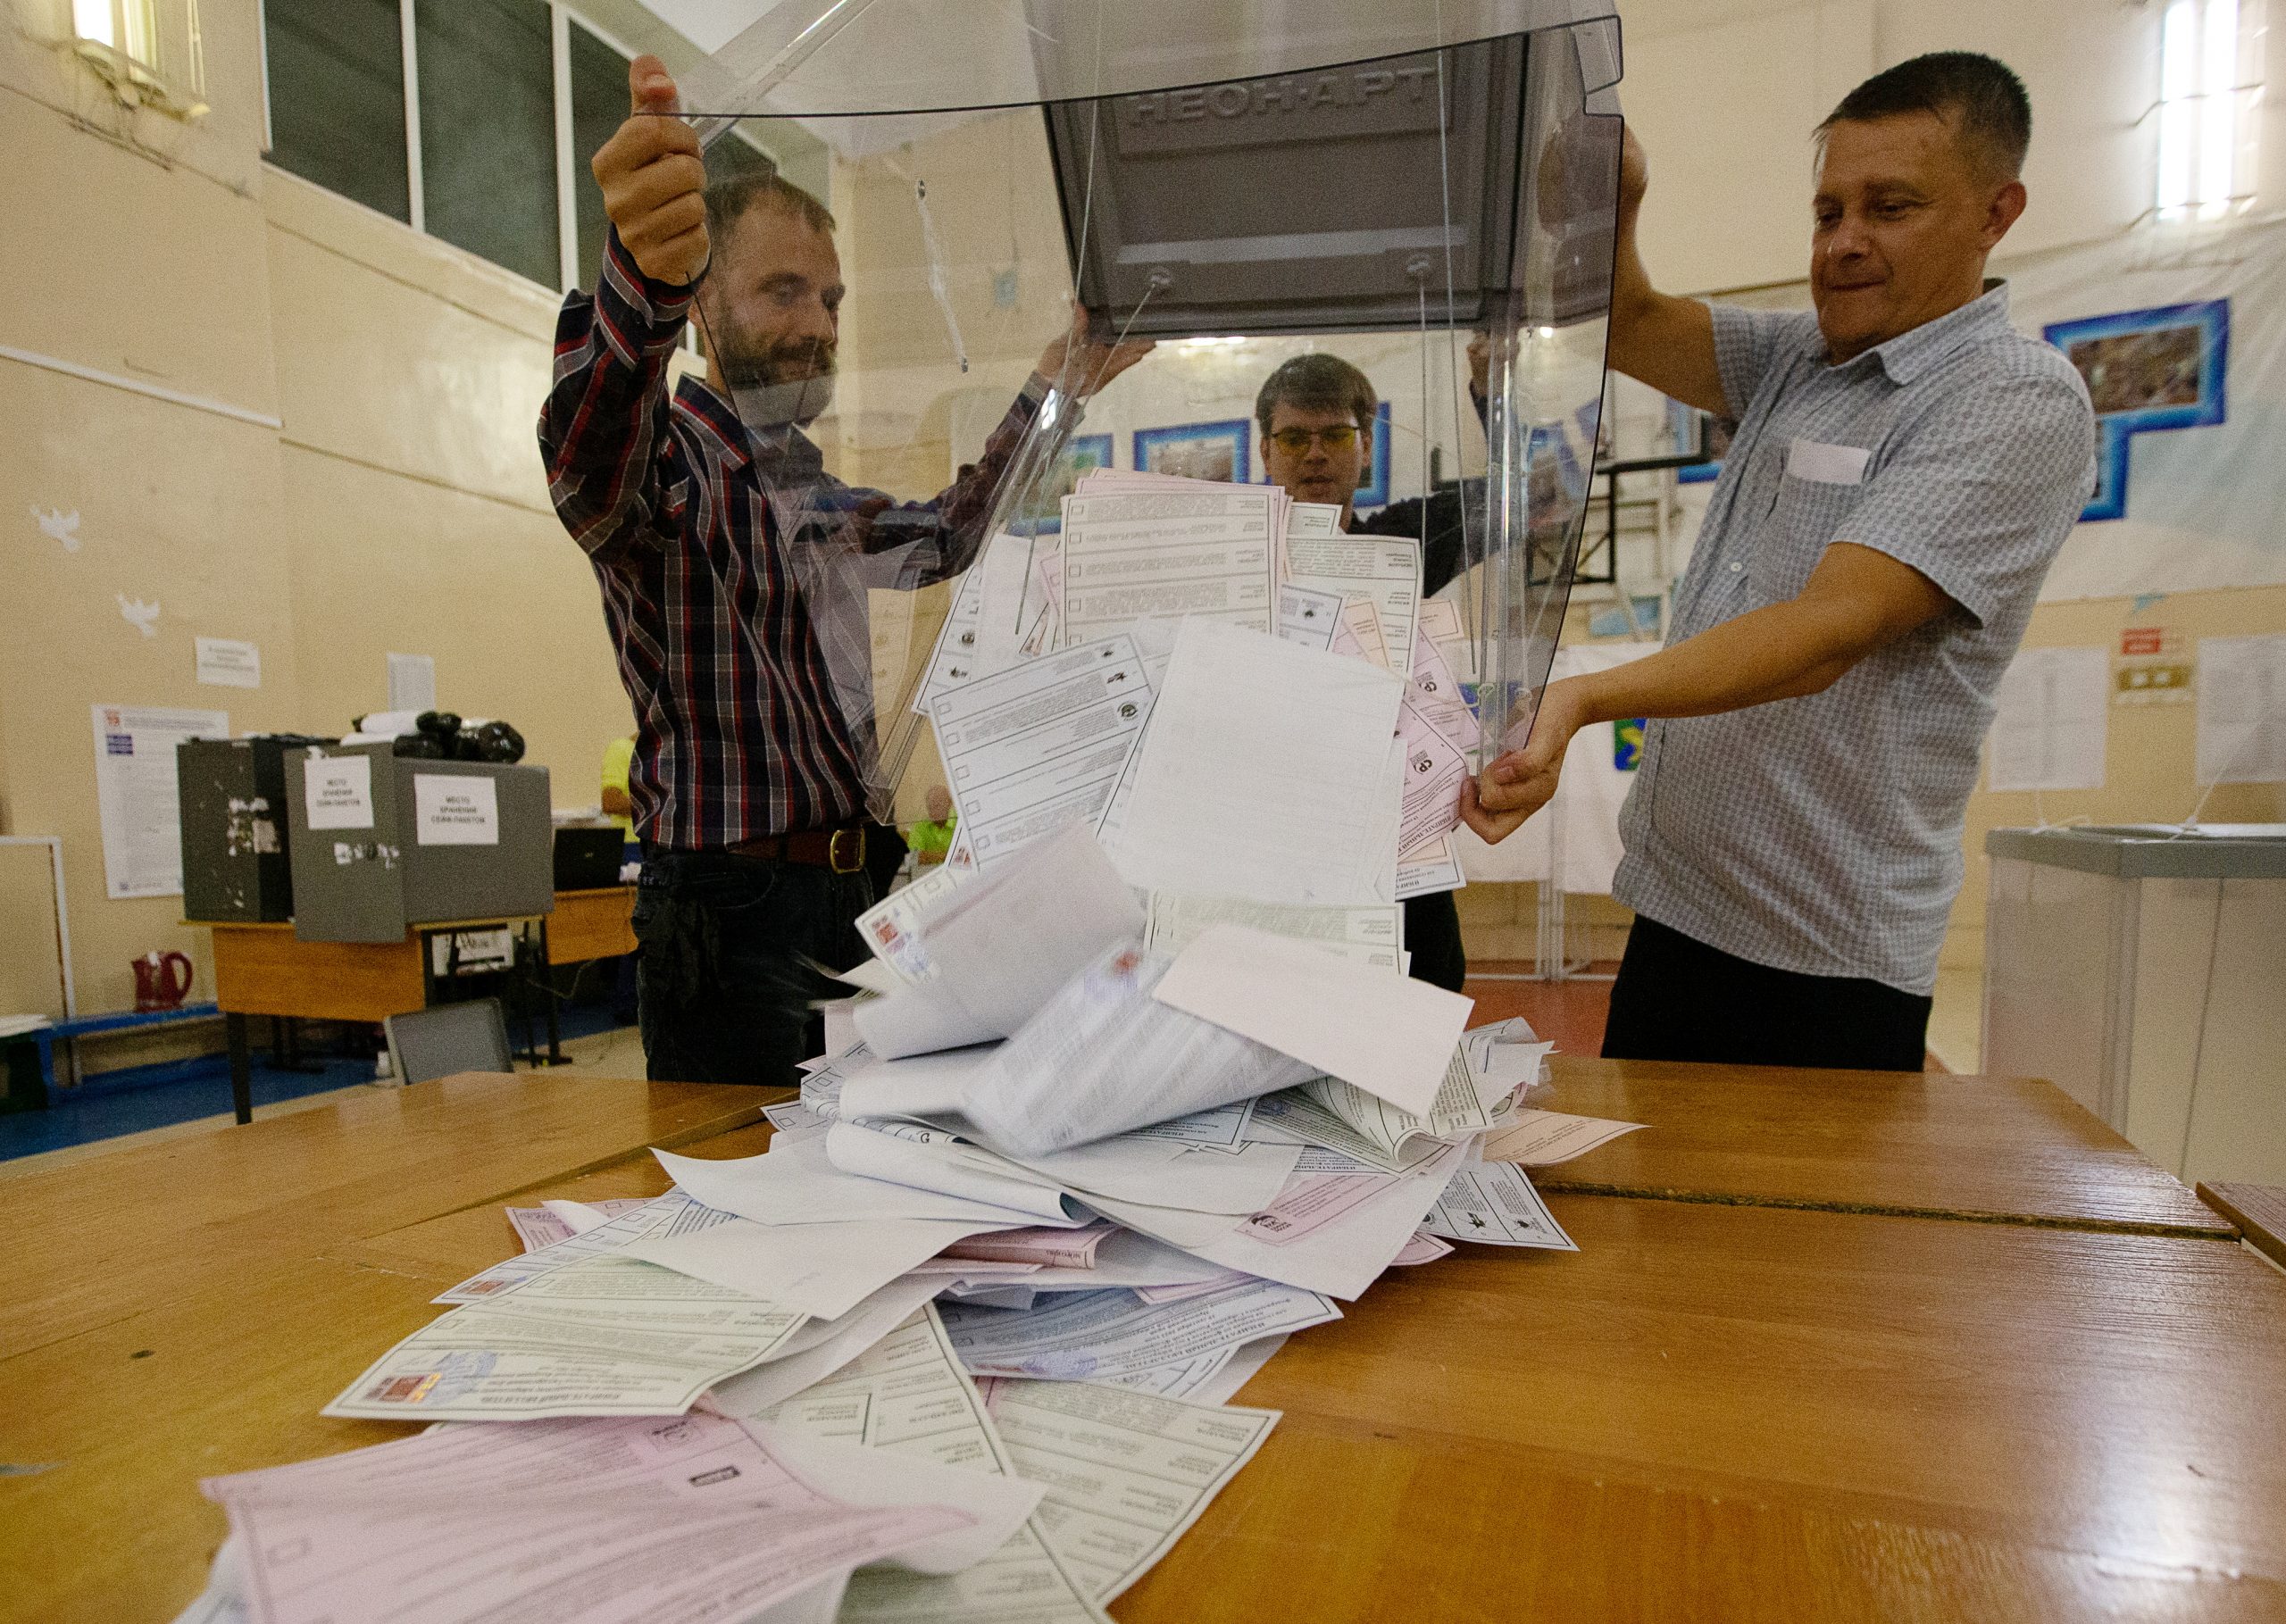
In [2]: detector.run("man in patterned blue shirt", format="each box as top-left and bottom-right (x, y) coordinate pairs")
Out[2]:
(1463, 54), (2095, 1071)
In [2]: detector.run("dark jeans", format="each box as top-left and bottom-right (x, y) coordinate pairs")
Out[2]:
(631, 846), (874, 1087)
(1602, 914), (1931, 1072)
(1403, 890), (1467, 994)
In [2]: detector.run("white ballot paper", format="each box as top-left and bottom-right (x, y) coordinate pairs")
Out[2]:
(1108, 620), (1406, 906)
(323, 1253), (809, 1420)
(1462, 1016), (1552, 1101)
(854, 862), (967, 984)
(963, 942), (1314, 1158)
(1155, 924), (1473, 1118)
(990, 1379), (1281, 1603)
(437, 1190), (730, 1303)
(655, 1134), (1084, 1231)
(505, 1197), (654, 1253)
(1275, 582), (1344, 650)
(1284, 529), (1422, 681)
(1397, 691), (1471, 854)
(740, 1306), (1112, 1624)
(1395, 835), (1467, 900)
(627, 1214), (1005, 1322)
(1093, 1137), (1469, 1301)
(928, 637), (1153, 869)
(702, 1274), (949, 1418)
(202, 1410), (1031, 1624)
(1480, 1109), (1647, 1167)
(1145, 892), (1403, 971)
(937, 1278), (1339, 1381)
(1424, 1160), (1579, 1251)
(838, 1045), (999, 1125)
(854, 823), (1145, 1060)
(1057, 487), (1278, 644)
(1253, 1048), (1488, 1173)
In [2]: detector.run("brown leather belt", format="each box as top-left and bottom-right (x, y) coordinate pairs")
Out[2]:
(721, 826), (868, 873)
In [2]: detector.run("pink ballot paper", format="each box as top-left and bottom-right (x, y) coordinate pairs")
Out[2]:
(200, 1411), (1040, 1624)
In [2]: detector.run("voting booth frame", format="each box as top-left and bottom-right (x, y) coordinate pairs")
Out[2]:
(646, 1), (1623, 812)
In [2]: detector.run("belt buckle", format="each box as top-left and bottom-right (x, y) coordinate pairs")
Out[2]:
(828, 827), (865, 875)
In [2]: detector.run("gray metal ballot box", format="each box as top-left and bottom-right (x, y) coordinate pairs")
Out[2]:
(282, 744), (553, 944)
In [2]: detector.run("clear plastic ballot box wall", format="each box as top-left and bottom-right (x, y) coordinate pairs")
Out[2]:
(621, 0), (1622, 819)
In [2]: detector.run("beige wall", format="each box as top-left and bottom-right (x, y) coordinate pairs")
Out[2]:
(2, 1), (630, 1057)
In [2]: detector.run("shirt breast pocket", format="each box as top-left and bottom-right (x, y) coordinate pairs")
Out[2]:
(1755, 473), (1863, 601)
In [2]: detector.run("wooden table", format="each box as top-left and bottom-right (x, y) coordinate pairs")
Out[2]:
(1535, 1055), (2238, 1238)
(202, 887), (637, 1125)
(0, 1073), (771, 1361)
(7, 1066), (2284, 1623)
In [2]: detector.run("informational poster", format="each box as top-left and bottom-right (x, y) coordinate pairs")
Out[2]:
(194, 637), (261, 689)
(1988, 646), (2108, 792)
(89, 704), (229, 899)
(304, 754), (376, 830)
(414, 774), (500, 845)
(388, 652), (436, 712)
(2197, 632), (2286, 785)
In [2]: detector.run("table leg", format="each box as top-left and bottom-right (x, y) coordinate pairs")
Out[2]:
(540, 922), (563, 1066)
(226, 1013), (252, 1126)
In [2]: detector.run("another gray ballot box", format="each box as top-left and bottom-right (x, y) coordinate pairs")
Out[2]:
(283, 744), (554, 943)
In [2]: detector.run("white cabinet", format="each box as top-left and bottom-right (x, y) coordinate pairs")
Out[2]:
(1982, 826), (2286, 1186)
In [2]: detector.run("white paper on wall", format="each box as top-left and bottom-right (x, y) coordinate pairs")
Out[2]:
(2196, 632), (2286, 786)
(387, 652), (437, 712)
(1987, 645), (2108, 793)
(89, 704), (229, 899)
(194, 637), (262, 690)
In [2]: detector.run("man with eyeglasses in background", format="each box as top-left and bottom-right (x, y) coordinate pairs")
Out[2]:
(1256, 353), (1475, 993)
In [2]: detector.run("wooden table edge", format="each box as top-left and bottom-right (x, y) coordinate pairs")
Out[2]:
(1536, 1176), (2243, 1241)
(2196, 1182), (2282, 1268)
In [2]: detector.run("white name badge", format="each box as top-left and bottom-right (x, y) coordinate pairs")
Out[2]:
(1787, 438), (1872, 486)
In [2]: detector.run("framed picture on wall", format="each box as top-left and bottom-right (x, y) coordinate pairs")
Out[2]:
(1011, 433), (1113, 534)
(1133, 419), (1250, 485)
(2042, 299), (2228, 522)
(1351, 401), (1394, 511)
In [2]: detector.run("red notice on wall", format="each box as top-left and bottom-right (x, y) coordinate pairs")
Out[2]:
(2120, 627), (2166, 656)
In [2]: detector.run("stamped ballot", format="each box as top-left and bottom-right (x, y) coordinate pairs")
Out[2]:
(928, 637), (1152, 869)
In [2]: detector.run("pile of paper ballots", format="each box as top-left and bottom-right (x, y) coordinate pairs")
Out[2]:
(172, 470), (1642, 1624)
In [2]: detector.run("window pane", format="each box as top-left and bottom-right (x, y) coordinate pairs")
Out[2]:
(264, 0), (410, 222)
(415, 0), (559, 287)
(569, 21), (626, 292)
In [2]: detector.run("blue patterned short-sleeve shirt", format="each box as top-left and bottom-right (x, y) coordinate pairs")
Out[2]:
(1613, 284), (2095, 995)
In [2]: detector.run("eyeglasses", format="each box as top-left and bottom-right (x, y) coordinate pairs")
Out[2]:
(1267, 424), (1363, 455)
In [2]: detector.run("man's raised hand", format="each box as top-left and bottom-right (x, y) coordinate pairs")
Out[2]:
(591, 54), (709, 287)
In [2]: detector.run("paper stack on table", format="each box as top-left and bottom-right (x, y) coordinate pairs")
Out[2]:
(176, 470), (1657, 1624)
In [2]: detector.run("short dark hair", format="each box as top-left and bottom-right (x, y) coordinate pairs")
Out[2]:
(703, 170), (837, 246)
(1255, 354), (1377, 441)
(1818, 52), (2032, 179)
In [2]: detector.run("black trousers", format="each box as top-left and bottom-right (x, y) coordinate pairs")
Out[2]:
(1601, 914), (1931, 1072)
(631, 846), (873, 1087)
(1403, 890), (1467, 994)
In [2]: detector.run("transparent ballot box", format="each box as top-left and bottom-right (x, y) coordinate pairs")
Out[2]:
(607, 0), (1623, 817)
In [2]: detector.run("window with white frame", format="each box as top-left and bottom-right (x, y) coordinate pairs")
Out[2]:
(69, 0), (208, 117)
(2155, 0), (2265, 221)
(261, 4), (822, 295)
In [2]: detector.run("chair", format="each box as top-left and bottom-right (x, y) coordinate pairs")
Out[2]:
(383, 999), (513, 1086)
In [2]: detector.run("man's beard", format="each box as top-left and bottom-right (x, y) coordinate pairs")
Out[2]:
(719, 332), (837, 429)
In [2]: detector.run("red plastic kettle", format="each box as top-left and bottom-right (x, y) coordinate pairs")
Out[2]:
(133, 950), (194, 1012)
